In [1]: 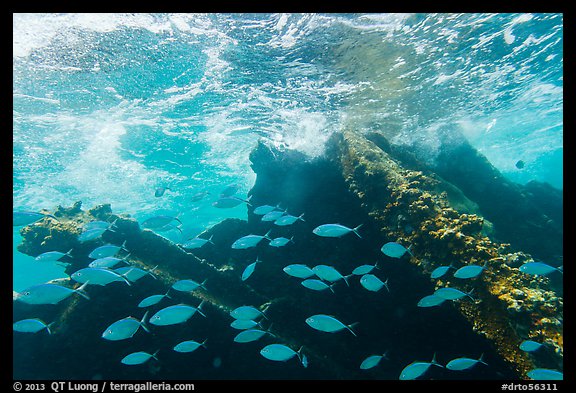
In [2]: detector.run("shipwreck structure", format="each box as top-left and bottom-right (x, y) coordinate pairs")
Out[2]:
(13, 130), (562, 380)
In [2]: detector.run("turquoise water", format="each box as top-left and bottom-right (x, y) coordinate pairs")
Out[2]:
(13, 14), (562, 299)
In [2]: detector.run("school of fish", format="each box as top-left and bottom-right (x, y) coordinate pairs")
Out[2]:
(13, 183), (563, 380)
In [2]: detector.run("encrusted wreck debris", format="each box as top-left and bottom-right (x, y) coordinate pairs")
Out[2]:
(14, 130), (562, 380)
(328, 129), (563, 376)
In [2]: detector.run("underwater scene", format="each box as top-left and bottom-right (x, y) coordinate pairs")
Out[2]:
(13, 13), (563, 382)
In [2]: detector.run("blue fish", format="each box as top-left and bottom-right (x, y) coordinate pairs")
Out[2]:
(301, 279), (335, 293)
(352, 263), (379, 275)
(155, 185), (171, 198)
(149, 302), (206, 326)
(114, 265), (157, 282)
(312, 223), (362, 238)
(242, 258), (261, 281)
(220, 183), (241, 197)
(174, 339), (208, 353)
(312, 265), (350, 286)
(520, 340), (544, 352)
(274, 213), (305, 226)
(230, 319), (261, 330)
(519, 262), (562, 276)
(230, 305), (266, 320)
(360, 274), (390, 292)
(399, 353), (443, 380)
(260, 344), (307, 367)
(527, 369), (563, 380)
(430, 265), (452, 279)
(181, 235), (214, 250)
(233, 328), (275, 343)
(434, 287), (475, 301)
(454, 263), (487, 279)
(172, 279), (207, 292)
(305, 314), (357, 336)
(360, 352), (389, 370)
(283, 264), (315, 279)
(446, 354), (487, 371)
(102, 312), (150, 341)
(253, 204), (280, 215)
(261, 210), (286, 222)
(121, 350), (159, 366)
(89, 255), (130, 269)
(381, 242), (412, 258)
(13, 319), (53, 334)
(72, 267), (132, 286)
(83, 220), (115, 231)
(212, 195), (251, 208)
(35, 249), (73, 262)
(417, 294), (447, 308)
(231, 231), (272, 249)
(89, 240), (128, 259)
(16, 282), (90, 305)
(269, 236), (294, 247)
(78, 227), (108, 242)
(191, 191), (210, 202)
(138, 291), (171, 308)
(141, 215), (182, 229)
(13, 211), (57, 226)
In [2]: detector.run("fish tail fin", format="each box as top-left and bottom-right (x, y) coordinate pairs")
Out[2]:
(245, 195), (253, 206)
(298, 213), (306, 222)
(431, 352), (444, 368)
(343, 274), (353, 287)
(557, 265), (563, 274)
(208, 234), (215, 245)
(406, 244), (414, 257)
(46, 214), (59, 221)
(295, 346), (305, 365)
(290, 236), (295, 243)
(75, 281), (91, 300)
(140, 311), (151, 333)
(478, 353), (488, 365)
(264, 229), (272, 241)
(152, 349), (160, 361)
(352, 224), (363, 238)
(466, 288), (476, 302)
(147, 265), (159, 280)
(121, 240), (128, 252)
(374, 261), (381, 270)
(119, 269), (133, 286)
(347, 322), (359, 337)
(200, 278), (208, 290)
(201, 339), (208, 349)
(64, 248), (74, 258)
(45, 322), (55, 335)
(383, 277), (391, 293)
(164, 288), (172, 299)
(265, 322), (276, 337)
(328, 283), (336, 294)
(197, 300), (207, 318)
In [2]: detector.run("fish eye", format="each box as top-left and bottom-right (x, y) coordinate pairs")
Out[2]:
(108, 329), (113, 334)
(23, 291), (30, 296)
